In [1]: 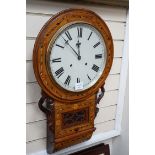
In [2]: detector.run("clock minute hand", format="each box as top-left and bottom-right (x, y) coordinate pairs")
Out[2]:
(67, 42), (79, 57)
(61, 36), (79, 59)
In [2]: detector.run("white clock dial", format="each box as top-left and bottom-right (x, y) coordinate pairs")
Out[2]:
(48, 23), (107, 92)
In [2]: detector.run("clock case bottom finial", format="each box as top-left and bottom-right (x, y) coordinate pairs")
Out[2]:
(38, 84), (105, 154)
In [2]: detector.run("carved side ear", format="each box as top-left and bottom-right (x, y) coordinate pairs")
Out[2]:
(95, 83), (105, 117)
(38, 95), (54, 114)
(96, 83), (105, 105)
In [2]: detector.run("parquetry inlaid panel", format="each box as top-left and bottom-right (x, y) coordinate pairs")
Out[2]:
(62, 108), (89, 128)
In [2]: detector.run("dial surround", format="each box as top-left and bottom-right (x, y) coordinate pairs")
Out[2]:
(33, 8), (114, 102)
(47, 23), (107, 92)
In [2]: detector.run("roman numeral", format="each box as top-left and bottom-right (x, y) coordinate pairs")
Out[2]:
(64, 75), (71, 86)
(65, 31), (72, 40)
(77, 78), (80, 83)
(52, 58), (61, 63)
(93, 42), (100, 48)
(92, 64), (99, 72)
(87, 74), (91, 81)
(95, 54), (102, 59)
(55, 67), (64, 78)
(77, 27), (82, 38)
(87, 32), (92, 40)
(56, 44), (64, 49)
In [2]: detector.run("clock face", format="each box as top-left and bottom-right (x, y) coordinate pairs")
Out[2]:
(47, 23), (107, 92)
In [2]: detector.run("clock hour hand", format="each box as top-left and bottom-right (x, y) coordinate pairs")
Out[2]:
(61, 36), (80, 59)
(76, 40), (81, 60)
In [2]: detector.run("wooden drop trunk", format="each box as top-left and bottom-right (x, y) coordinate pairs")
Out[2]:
(46, 95), (96, 153)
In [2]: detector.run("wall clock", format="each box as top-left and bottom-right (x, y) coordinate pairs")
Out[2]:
(33, 8), (114, 153)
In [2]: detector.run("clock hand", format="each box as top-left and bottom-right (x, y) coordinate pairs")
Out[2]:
(67, 43), (79, 57)
(61, 36), (80, 59)
(76, 40), (81, 60)
(61, 36), (68, 44)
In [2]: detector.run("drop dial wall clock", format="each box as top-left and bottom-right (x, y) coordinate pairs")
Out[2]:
(33, 8), (114, 153)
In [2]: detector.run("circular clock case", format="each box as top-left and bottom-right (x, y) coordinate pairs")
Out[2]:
(33, 8), (114, 103)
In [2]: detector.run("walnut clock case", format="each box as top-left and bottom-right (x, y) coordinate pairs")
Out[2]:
(33, 8), (114, 153)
